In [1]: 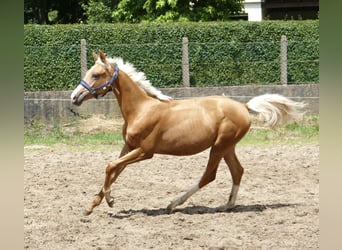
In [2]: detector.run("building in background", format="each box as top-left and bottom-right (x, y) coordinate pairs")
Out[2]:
(243, 0), (319, 21)
(243, 0), (264, 21)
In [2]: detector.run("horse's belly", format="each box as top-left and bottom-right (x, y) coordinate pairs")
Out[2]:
(155, 126), (215, 155)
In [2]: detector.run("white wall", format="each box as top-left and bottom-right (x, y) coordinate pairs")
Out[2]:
(244, 0), (264, 21)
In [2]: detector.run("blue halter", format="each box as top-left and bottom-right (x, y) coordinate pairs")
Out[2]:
(80, 65), (119, 99)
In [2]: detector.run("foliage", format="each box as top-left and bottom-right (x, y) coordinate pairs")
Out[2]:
(24, 0), (244, 24)
(24, 0), (87, 24)
(82, 0), (113, 24)
(24, 20), (319, 91)
(112, 0), (244, 23)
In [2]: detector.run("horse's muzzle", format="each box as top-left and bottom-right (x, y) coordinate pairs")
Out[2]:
(71, 90), (88, 106)
(71, 98), (82, 106)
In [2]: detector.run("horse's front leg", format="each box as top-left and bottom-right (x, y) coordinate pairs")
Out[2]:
(84, 190), (105, 216)
(83, 166), (124, 216)
(103, 143), (134, 207)
(84, 147), (149, 215)
(103, 143), (133, 207)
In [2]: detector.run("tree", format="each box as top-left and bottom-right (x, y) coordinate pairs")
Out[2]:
(54, 0), (87, 24)
(24, 0), (244, 24)
(82, 0), (114, 23)
(112, 0), (244, 23)
(24, 0), (50, 24)
(24, 0), (87, 24)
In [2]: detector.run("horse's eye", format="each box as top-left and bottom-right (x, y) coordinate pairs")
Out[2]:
(92, 73), (100, 79)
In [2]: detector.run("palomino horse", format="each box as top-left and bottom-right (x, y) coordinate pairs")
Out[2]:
(71, 51), (305, 215)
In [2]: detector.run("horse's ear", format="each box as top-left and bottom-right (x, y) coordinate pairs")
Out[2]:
(99, 50), (107, 63)
(92, 51), (98, 62)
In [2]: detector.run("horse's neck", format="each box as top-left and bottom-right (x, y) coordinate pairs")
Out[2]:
(113, 71), (152, 121)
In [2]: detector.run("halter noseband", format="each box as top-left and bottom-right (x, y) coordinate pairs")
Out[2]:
(80, 65), (119, 99)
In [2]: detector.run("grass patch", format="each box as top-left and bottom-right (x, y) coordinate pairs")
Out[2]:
(24, 115), (319, 150)
(24, 120), (123, 150)
(240, 115), (319, 145)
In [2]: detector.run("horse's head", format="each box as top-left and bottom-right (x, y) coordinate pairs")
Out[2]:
(71, 50), (119, 106)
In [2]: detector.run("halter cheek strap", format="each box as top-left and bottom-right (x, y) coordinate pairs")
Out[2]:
(80, 65), (119, 99)
(80, 80), (98, 97)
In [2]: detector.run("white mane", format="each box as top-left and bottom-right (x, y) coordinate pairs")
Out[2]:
(106, 57), (172, 101)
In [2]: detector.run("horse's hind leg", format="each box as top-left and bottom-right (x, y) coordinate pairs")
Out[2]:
(218, 147), (244, 211)
(166, 148), (222, 213)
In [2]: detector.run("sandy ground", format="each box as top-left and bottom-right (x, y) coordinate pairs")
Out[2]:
(24, 140), (318, 250)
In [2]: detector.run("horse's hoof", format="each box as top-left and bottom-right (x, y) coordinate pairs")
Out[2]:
(166, 204), (174, 214)
(107, 198), (114, 208)
(83, 208), (93, 216)
(216, 205), (227, 212)
(216, 204), (235, 212)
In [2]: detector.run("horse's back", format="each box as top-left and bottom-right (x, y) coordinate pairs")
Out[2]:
(153, 95), (251, 155)
(167, 95), (250, 125)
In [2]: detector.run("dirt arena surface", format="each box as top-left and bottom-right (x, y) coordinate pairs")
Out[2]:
(24, 143), (318, 249)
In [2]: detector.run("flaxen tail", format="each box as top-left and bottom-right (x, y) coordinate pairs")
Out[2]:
(246, 94), (306, 129)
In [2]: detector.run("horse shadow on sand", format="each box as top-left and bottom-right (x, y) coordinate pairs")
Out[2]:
(108, 203), (299, 219)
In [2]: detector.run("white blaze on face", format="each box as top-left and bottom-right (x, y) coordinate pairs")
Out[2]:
(71, 58), (108, 101)
(70, 84), (84, 101)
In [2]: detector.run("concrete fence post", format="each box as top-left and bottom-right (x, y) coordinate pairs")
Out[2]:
(182, 37), (190, 87)
(81, 39), (87, 78)
(280, 35), (288, 85)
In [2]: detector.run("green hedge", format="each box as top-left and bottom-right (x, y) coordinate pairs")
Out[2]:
(24, 21), (319, 91)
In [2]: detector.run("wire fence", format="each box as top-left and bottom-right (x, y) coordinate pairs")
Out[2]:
(24, 36), (319, 91)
